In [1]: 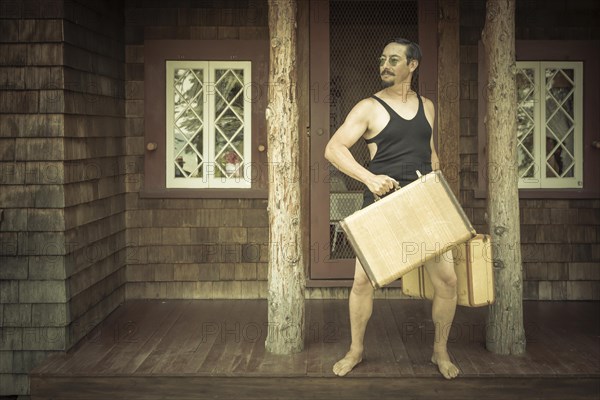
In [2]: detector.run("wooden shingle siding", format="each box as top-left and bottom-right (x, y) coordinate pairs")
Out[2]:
(60, 0), (127, 363)
(459, 0), (600, 301)
(0, 0), (127, 395)
(123, 1), (270, 303)
(1, 5), (69, 395)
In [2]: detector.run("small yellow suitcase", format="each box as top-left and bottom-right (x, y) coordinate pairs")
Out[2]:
(402, 234), (495, 307)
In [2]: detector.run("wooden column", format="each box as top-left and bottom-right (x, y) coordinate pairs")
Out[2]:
(437, 0), (461, 196)
(265, 0), (305, 354)
(482, 0), (526, 355)
(297, 0), (311, 285)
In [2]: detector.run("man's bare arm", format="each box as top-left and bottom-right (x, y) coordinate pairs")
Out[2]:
(422, 97), (440, 171)
(430, 135), (440, 171)
(324, 99), (397, 196)
(324, 100), (373, 183)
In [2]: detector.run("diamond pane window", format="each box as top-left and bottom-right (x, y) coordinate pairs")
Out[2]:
(516, 61), (583, 189)
(166, 61), (251, 188)
(516, 64), (539, 181)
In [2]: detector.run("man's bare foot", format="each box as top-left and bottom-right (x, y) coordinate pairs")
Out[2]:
(333, 350), (363, 377)
(431, 351), (460, 379)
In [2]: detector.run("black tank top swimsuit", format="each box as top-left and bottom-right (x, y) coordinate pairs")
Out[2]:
(362, 94), (433, 208)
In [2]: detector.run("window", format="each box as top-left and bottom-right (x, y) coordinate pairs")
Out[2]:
(143, 40), (268, 198)
(516, 61), (583, 189)
(166, 61), (252, 189)
(476, 40), (599, 199)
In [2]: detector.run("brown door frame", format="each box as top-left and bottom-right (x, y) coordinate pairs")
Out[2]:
(308, 0), (439, 284)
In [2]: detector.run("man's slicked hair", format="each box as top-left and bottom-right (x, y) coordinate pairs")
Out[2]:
(386, 38), (422, 68)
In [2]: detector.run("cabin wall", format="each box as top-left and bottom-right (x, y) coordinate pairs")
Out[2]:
(123, 0), (270, 300)
(459, 0), (600, 300)
(0, 0), (127, 395)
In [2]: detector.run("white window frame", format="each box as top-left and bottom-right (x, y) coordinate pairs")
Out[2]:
(166, 60), (252, 189)
(516, 61), (542, 188)
(516, 61), (583, 189)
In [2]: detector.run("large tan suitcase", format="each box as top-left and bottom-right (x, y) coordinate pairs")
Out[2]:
(402, 234), (495, 307)
(340, 170), (476, 289)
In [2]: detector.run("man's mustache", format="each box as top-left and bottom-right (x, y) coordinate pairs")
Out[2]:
(381, 70), (395, 76)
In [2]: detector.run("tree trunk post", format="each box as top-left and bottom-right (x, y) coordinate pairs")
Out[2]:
(265, 0), (305, 354)
(482, 0), (526, 355)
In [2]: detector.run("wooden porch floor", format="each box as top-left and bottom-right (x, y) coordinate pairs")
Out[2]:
(30, 299), (600, 399)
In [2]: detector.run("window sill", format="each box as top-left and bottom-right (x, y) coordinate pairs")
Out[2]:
(140, 188), (268, 199)
(474, 188), (600, 200)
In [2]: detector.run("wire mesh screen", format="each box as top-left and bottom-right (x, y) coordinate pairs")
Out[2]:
(329, 0), (419, 259)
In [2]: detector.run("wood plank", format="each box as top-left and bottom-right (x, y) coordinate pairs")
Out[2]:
(568, 333), (600, 374)
(232, 300), (269, 374)
(443, 323), (480, 377)
(485, 303), (547, 376)
(251, 347), (307, 376)
(53, 302), (143, 375)
(522, 339), (559, 376)
(159, 300), (236, 374)
(523, 305), (586, 376)
(356, 300), (402, 376)
(525, 301), (600, 373)
(477, 347), (513, 377)
(314, 299), (350, 376)
(537, 303), (600, 374)
(31, 376), (600, 400)
(503, 316), (551, 376)
(447, 341), (478, 376)
(540, 320), (599, 376)
(195, 301), (255, 374)
(119, 300), (190, 374)
(137, 300), (233, 374)
(92, 300), (185, 375)
(493, 351), (536, 377)
(212, 300), (266, 374)
(257, 299), (332, 377)
(447, 306), (486, 376)
(460, 341), (496, 376)
(29, 352), (69, 375)
(305, 299), (326, 376)
(388, 299), (440, 377)
(30, 299), (600, 385)
(380, 300), (415, 375)
(252, 339), (308, 376)
(251, 299), (334, 376)
(453, 304), (511, 377)
(240, 310), (269, 375)
(455, 306), (510, 377)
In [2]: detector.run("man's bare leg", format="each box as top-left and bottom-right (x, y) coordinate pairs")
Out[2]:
(424, 250), (460, 379)
(333, 259), (373, 376)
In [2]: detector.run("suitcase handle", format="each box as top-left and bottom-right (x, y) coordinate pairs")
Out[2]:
(373, 170), (422, 202)
(373, 183), (400, 202)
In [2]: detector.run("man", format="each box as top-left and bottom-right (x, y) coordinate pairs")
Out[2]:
(324, 38), (460, 380)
